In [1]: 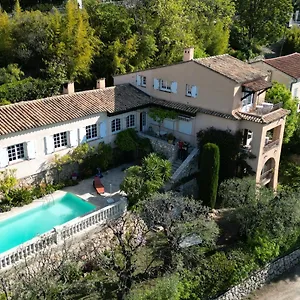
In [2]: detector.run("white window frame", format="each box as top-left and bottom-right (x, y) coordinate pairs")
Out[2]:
(53, 132), (68, 149)
(86, 124), (98, 141)
(186, 84), (192, 97)
(7, 143), (25, 163)
(126, 114), (135, 128)
(111, 118), (121, 133)
(159, 79), (171, 92)
(141, 76), (146, 87)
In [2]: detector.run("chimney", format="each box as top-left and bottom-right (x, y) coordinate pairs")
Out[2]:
(96, 78), (106, 89)
(183, 47), (194, 62)
(63, 82), (75, 95)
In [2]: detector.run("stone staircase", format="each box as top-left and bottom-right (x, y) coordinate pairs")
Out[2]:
(171, 159), (183, 175)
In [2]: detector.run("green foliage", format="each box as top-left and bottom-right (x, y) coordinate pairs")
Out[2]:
(218, 177), (257, 208)
(266, 81), (298, 143)
(140, 192), (219, 270)
(148, 108), (178, 135)
(0, 63), (24, 84)
(232, 0), (293, 51)
(53, 142), (114, 179)
(180, 249), (259, 299)
(0, 169), (63, 211)
(127, 275), (183, 300)
(120, 153), (172, 207)
(282, 26), (300, 55)
(198, 143), (220, 208)
(115, 128), (139, 152)
(197, 127), (245, 182)
(248, 231), (280, 264)
(279, 159), (300, 189)
(0, 77), (61, 105)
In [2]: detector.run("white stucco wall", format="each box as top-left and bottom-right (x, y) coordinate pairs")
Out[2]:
(0, 110), (143, 179)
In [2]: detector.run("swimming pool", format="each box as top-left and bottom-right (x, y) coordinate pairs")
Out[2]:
(0, 192), (96, 253)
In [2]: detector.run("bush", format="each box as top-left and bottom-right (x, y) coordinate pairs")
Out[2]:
(197, 128), (248, 181)
(127, 275), (183, 300)
(120, 153), (172, 207)
(198, 143), (220, 208)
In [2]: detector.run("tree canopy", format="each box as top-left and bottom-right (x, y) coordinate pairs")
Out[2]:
(266, 81), (298, 143)
(231, 0), (293, 56)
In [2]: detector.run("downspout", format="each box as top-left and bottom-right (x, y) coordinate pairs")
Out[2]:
(290, 78), (298, 95)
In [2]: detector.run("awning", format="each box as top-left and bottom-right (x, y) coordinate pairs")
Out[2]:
(242, 78), (272, 92)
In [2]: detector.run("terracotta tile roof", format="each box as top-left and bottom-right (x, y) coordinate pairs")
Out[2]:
(242, 78), (272, 92)
(264, 53), (300, 79)
(0, 82), (288, 136)
(194, 54), (267, 83)
(0, 85), (154, 136)
(234, 108), (289, 124)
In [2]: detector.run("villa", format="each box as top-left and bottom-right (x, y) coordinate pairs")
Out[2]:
(251, 53), (300, 111)
(0, 48), (289, 189)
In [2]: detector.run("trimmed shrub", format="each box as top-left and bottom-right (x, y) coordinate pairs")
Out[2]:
(198, 143), (220, 208)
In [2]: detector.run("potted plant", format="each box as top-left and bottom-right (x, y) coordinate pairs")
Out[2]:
(167, 133), (174, 144)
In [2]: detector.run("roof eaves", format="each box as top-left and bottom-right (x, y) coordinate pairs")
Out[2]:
(113, 60), (193, 78)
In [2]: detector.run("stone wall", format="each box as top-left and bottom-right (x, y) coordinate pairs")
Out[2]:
(138, 132), (177, 162)
(19, 163), (78, 186)
(215, 248), (300, 300)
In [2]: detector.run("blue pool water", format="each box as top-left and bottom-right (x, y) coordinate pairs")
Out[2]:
(0, 193), (96, 253)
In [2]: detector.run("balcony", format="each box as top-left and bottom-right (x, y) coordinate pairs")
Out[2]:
(263, 139), (280, 153)
(250, 102), (283, 116)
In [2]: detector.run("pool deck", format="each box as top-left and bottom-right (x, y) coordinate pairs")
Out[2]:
(63, 163), (131, 208)
(0, 163), (131, 222)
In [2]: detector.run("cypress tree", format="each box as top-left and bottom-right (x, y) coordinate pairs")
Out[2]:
(198, 143), (220, 208)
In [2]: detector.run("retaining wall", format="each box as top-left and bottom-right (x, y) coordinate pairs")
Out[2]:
(215, 248), (300, 300)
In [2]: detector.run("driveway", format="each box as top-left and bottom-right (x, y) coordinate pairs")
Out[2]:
(248, 264), (300, 300)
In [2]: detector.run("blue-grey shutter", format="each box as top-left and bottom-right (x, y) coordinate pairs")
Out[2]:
(100, 122), (107, 138)
(153, 78), (159, 90)
(191, 86), (198, 98)
(79, 127), (87, 144)
(136, 75), (141, 86)
(45, 136), (55, 154)
(0, 148), (9, 168)
(171, 81), (177, 93)
(69, 130), (78, 147)
(26, 141), (36, 159)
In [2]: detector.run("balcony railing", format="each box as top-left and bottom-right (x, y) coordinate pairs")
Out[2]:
(263, 139), (280, 153)
(246, 102), (283, 116)
(260, 168), (274, 182)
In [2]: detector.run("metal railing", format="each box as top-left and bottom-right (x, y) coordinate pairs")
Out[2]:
(260, 169), (274, 181)
(263, 139), (280, 153)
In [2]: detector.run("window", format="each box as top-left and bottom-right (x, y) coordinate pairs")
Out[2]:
(126, 114), (135, 128)
(159, 79), (171, 92)
(54, 132), (68, 149)
(141, 76), (146, 87)
(186, 84), (192, 97)
(86, 124), (98, 140)
(7, 143), (25, 162)
(111, 118), (121, 133)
